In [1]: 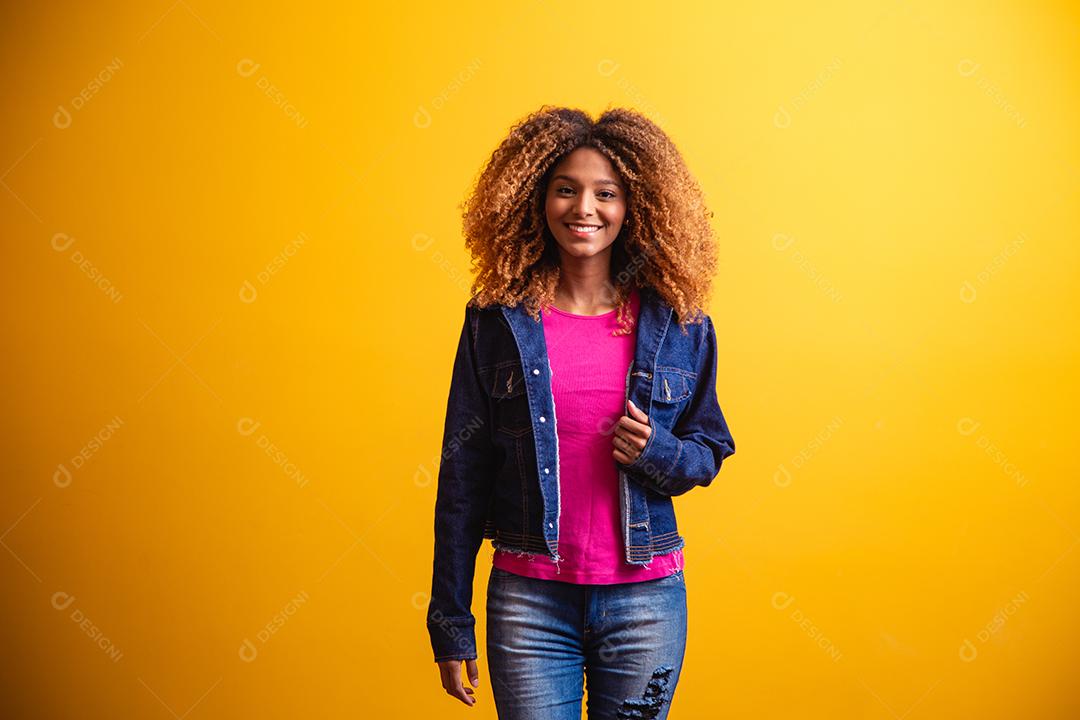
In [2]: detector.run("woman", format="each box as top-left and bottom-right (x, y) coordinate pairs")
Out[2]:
(427, 105), (736, 719)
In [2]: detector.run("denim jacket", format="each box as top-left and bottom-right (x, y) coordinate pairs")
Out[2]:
(426, 285), (736, 661)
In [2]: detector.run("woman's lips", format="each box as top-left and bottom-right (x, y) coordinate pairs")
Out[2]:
(565, 223), (602, 237)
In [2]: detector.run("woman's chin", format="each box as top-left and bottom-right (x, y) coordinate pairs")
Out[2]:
(556, 236), (612, 257)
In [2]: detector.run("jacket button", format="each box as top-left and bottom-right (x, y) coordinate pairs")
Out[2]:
(539, 416), (546, 422)
(532, 368), (540, 375)
(548, 522), (553, 528)
(543, 467), (550, 474)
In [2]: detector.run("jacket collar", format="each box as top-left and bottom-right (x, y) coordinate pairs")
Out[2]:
(499, 285), (674, 372)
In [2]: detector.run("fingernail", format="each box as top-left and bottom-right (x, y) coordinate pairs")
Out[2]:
(471, 677), (479, 687)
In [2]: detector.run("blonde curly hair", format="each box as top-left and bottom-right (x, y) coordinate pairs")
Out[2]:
(460, 105), (719, 333)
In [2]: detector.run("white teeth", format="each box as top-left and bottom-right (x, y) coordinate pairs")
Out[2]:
(568, 224), (601, 232)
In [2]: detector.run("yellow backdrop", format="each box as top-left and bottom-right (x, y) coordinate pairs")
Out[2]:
(3, 1), (1078, 717)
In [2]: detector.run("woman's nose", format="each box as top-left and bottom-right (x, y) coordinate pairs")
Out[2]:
(574, 194), (595, 216)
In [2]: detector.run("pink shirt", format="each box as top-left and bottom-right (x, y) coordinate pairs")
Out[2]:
(492, 286), (685, 583)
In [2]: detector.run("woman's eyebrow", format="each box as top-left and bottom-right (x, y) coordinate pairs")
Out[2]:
(551, 174), (622, 188)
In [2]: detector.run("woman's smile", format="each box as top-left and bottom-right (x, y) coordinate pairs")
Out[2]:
(565, 222), (604, 237)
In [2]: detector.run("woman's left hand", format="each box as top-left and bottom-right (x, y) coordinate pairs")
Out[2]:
(612, 399), (652, 465)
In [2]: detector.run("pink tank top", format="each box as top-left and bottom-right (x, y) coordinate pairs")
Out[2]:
(492, 286), (685, 583)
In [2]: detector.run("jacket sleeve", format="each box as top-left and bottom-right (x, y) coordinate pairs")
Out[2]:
(621, 315), (736, 497)
(426, 303), (498, 662)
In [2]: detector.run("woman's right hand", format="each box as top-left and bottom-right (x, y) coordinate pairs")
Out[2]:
(437, 658), (481, 706)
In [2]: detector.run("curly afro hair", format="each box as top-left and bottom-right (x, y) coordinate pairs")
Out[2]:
(459, 105), (719, 333)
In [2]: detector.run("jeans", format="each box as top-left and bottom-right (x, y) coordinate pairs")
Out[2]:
(485, 565), (688, 719)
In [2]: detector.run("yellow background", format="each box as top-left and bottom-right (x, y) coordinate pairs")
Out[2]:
(3, 1), (1078, 717)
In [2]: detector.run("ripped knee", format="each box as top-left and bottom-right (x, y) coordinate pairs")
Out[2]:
(616, 665), (675, 719)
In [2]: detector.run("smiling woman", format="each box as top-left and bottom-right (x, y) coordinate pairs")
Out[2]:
(547, 151), (627, 250)
(430, 105), (735, 720)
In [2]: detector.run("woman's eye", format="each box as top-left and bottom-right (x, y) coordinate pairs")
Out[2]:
(556, 187), (617, 199)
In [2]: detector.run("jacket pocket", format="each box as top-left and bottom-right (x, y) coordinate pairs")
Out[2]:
(653, 367), (694, 403)
(481, 362), (532, 436)
(647, 367), (695, 432)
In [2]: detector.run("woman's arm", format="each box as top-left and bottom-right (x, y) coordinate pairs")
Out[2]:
(621, 315), (736, 496)
(426, 304), (497, 663)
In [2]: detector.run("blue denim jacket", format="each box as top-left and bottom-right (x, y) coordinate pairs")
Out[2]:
(426, 285), (736, 661)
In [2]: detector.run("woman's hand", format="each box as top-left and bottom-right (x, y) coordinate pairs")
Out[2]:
(612, 399), (651, 465)
(437, 658), (480, 706)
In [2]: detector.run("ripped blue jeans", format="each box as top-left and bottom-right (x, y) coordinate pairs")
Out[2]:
(485, 565), (688, 720)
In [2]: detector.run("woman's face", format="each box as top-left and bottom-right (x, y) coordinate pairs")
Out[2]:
(544, 147), (627, 262)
